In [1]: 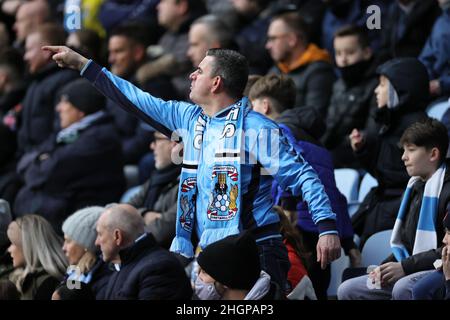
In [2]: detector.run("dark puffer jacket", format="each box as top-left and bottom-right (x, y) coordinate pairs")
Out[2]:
(14, 112), (125, 232)
(352, 57), (429, 248)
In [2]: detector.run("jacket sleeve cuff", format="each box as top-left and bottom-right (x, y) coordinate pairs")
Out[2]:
(317, 219), (338, 237)
(341, 237), (357, 255)
(400, 258), (414, 275)
(80, 59), (102, 82)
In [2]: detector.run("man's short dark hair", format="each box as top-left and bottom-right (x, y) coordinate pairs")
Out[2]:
(248, 74), (296, 113)
(400, 118), (449, 164)
(206, 48), (249, 100)
(110, 23), (151, 47)
(334, 25), (370, 49)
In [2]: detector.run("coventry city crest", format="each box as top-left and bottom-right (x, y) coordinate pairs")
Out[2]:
(207, 165), (239, 221)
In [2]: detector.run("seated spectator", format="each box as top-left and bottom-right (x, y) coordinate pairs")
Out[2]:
(321, 25), (379, 169)
(0, 47), (26, 117)
(350, 58), (429, 249)
(18, 23), (79, 155)
(419, 0), (450, 102)
(127, 131), (181, 249)
(187, 14), (236, 68)
(377, 0), (440, 62)
(195, 231), (285, 300)
(273, 206), (309, 294)
(14, 79), (125, 232)
(412, 209), (450, 300)
(136, 0), (206, 100)
(61, 206), (112, 300)
(95, 204), (192, 299)
(7, 214), (68, 300)
(0, 199), (12, 278)
(228, 0), (274, 74)
(339, 118), (450, 300)
(266, 11), (335, 118)
(248, 74), (357, 299)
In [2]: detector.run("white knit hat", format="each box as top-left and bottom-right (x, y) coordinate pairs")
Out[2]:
(62, 206), (104, 253)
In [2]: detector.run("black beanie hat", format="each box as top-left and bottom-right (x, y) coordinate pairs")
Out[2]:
(59, 79), (105, 115)
(197, 232), (261, 290)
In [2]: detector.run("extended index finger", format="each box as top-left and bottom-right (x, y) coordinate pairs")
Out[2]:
(42, 45), (64, 53)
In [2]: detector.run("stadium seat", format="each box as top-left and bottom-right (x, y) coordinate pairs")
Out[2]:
(361, 229), (393, 267)
(426, 99), (449, 120)
(334, 168), (360, 204)
(120, 185), (141, 203)
(327, 248), (350, 298)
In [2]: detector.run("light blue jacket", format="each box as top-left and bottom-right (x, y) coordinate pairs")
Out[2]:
(81, 61), (338, 247)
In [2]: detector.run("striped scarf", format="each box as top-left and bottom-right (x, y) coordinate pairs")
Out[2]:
(391, 164), (446, 261)
(170, 98), (247, 258)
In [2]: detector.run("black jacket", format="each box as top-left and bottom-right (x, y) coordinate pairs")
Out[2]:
(351, 57), (429, 248)
(13, 112), (125, 232)
(321, 59), (379, 169)
(17, 63), (79, 154)
(102, 233), (192, 300)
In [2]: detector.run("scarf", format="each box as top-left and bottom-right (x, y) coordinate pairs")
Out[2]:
(170, 98), (247, 258)
(56, 110), (105, 144)
(143, 164), (181, 209)
(391, 164), (446, 261)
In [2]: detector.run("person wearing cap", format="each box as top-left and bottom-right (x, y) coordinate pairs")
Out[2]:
(59, 206), (112, 300)
(195, 232), (285, 300)
(349, 57), (430, 250)
(13, 79), (125, 232)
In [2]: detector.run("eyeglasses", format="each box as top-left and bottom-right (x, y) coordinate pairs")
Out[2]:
(266, 33), (290, 43)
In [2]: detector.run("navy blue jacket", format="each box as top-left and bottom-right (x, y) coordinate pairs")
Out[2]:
(14, 112), (125, 232)
(419, 9), (450, 96)
(17, 63), (79, 154)
(102, 233), (192, 300)
(272, 123), (354, 251)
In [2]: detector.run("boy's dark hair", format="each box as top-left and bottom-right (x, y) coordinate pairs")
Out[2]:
(206, 48), (249, 100)
(34, 23), (66, 46)
(272, 12), (309, 45)
(400, 118), (449, 164)
(248, 74), (296, 113)
(334, 25), (370, 49)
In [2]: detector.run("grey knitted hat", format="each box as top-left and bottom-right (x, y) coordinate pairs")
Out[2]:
(0, 199), (12, 248)
(62, 206), (104, 253)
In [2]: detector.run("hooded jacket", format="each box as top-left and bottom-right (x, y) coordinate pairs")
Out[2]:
(352, 57), (429, 248)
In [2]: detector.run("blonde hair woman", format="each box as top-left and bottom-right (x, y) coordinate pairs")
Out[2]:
(7, 214), (68, 299)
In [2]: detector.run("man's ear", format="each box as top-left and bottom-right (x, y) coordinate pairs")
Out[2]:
(211, 75), (222, 94)
(114, 229), (122, 246)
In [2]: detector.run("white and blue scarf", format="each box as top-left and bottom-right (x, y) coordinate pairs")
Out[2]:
(56, 110), (105, 144)
(170, 98), (248, 258)
(391, 164), (446, 261)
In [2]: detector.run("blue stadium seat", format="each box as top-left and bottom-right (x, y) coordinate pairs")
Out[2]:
(426, 99), (450, 120)
(361, 229), (393, 267)
(334, 168), (360, 204)
(327, 248), (350, 298)
(120, 185), (141, 203)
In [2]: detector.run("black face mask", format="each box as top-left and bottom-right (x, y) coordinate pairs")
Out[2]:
(338, 59), (371, 86)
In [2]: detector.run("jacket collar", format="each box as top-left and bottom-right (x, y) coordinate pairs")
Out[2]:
(118, 233), (158, 266)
